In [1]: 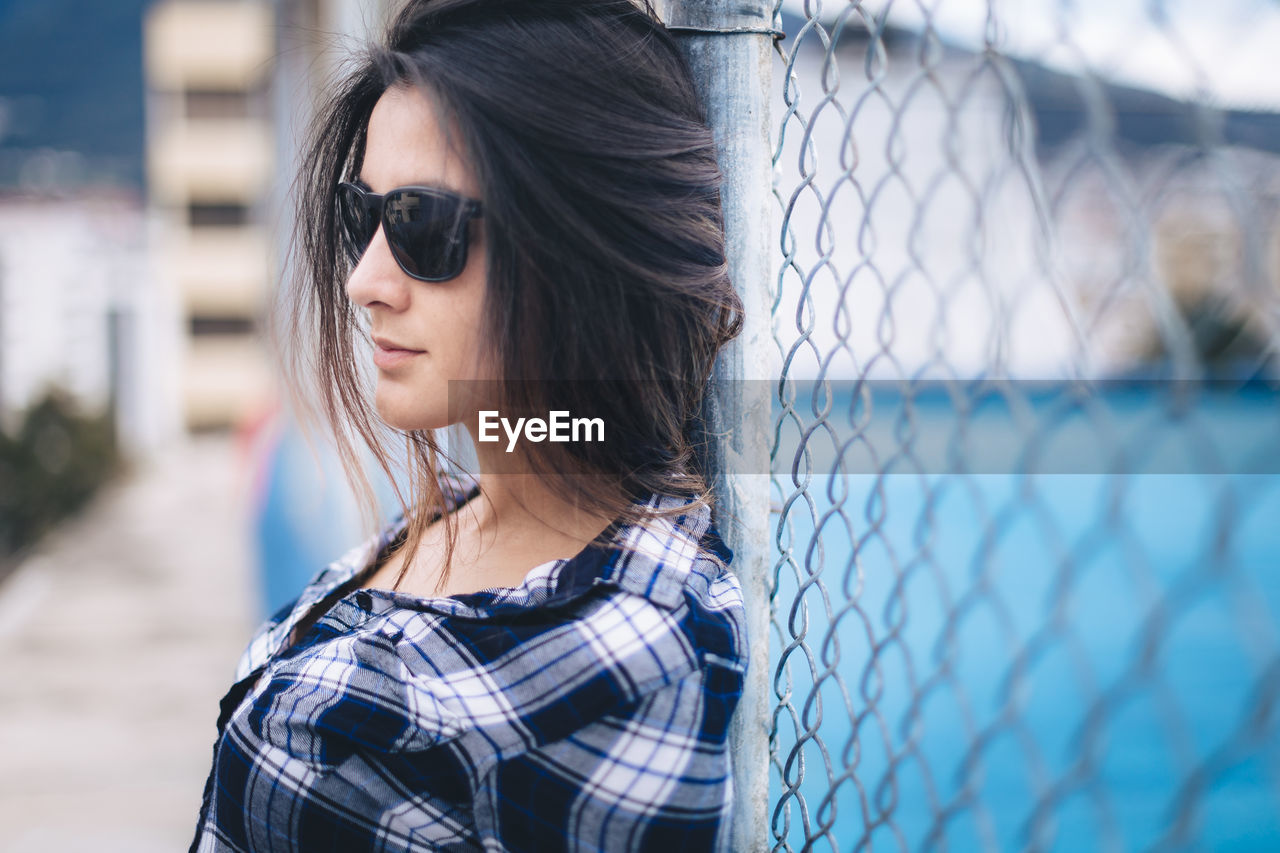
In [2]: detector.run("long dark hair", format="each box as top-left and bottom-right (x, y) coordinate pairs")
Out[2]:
(281, 0), (742, 592)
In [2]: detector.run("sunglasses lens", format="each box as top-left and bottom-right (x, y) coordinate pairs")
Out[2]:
(337, 183), (377, 265)
(383, 189), (470, 281)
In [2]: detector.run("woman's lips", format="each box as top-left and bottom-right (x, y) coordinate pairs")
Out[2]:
(372, 337), (425, 370)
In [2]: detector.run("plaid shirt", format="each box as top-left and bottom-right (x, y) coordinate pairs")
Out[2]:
(190, 476), (746, 852)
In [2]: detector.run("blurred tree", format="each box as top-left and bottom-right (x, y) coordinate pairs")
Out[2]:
(1133, 290), (1278, 377)
(1135, 209), (1280, 378)
(0, 388), (120, 572)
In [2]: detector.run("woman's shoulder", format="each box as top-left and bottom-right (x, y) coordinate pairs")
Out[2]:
(233, 471), (482, 680)
(385, 490), (747, 701)
(379, 505), (747, 771)
(605, 492), (743, 611)
(543, 492), (748, 676)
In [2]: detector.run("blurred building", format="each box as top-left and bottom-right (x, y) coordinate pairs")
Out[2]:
(773, 7), (1280, 380)
(0, 0), (172, 454)
(145, 0), (276, 430)
(0, 187), (165, 449)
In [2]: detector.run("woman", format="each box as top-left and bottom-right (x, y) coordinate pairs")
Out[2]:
(190, 0), (746, 850)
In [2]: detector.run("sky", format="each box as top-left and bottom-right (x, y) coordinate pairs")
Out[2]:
(781, 0), (1280, 111)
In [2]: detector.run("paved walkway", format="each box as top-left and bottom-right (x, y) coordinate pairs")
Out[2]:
(0, 435), (258, 853)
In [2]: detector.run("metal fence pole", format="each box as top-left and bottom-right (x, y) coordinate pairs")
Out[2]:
(658, 1), (777, 849)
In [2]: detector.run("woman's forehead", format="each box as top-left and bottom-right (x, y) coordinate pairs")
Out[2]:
(361, 84), (478, 197)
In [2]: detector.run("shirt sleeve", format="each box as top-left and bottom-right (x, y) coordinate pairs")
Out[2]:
(470, 659), (742, 852)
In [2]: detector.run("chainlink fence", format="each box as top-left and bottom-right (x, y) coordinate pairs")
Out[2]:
(750, 1), (1280, 850)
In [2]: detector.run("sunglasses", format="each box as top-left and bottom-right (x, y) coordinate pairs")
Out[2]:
(337, 180), (484, 282)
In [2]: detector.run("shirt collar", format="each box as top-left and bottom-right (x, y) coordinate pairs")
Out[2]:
(305, 474), (727, 619)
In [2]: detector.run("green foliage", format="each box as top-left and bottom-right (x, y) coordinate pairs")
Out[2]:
(0, 389), (120, 560)
(1136, 292), (1279, 378)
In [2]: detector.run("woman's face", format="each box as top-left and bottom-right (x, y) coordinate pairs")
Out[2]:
(346, 84), (493, 431)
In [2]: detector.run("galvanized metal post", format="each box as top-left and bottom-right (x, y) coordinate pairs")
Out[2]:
(657, 1), (776, 849)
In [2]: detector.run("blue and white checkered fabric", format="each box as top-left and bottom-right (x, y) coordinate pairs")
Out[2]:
(189, 476), (746, 852)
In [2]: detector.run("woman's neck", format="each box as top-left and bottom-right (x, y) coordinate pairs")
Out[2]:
(460, 418), (619, 547)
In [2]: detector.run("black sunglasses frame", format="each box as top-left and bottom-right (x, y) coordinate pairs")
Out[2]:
(337, 180), (485, 283)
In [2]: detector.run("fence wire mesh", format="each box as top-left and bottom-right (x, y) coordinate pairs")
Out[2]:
(764, 1), (1280, 850)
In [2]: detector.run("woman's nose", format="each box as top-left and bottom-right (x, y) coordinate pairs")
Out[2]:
(345, 226), (411, 312)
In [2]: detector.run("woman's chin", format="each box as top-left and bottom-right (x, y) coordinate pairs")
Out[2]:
(373, 393), (448, 433)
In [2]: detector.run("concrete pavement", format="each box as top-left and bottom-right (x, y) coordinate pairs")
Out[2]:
(0, 435), (258, 852)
